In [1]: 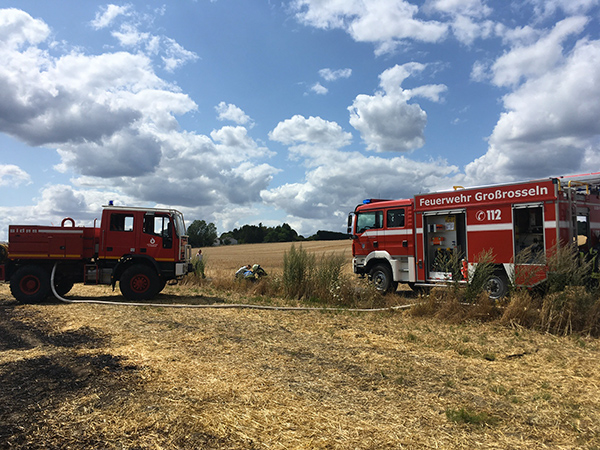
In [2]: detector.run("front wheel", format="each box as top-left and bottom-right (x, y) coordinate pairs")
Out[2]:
(119, 264), (160, 301)
(10, 265), (51, 304)
(369, 264), (397, 293)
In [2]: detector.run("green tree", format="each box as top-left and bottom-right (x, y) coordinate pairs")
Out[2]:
(187, 220), (217, 247)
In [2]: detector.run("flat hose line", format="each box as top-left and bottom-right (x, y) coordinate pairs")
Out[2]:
(50, 263), (416, 312)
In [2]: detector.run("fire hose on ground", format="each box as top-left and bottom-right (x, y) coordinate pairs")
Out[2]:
(51, 262), (416, 312)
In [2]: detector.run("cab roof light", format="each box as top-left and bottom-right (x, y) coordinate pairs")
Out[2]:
(362, 198), (391, 204)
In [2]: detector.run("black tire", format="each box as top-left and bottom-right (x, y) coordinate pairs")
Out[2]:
(119, 264), (160, 301)
(10, 265), (51, 304)
(53, 276), (74, 297)
(485, 273), (509, 300)
(369, 264), (396, 293)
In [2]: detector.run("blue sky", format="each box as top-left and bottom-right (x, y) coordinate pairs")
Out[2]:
(0, 0), (599, 240)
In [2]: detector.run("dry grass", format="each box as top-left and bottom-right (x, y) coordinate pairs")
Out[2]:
(1, 241), (600, 449)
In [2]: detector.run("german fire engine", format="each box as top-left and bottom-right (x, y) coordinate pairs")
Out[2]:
(0, 204), (192, 303)
(347, 173), (600, 298)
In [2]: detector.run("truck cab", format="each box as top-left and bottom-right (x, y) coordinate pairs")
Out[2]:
(348, 199), (416, 292)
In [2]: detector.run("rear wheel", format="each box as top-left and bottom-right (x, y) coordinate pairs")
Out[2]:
(485, 273), (509, 300)
(119, 264), (160, 301)
(369, 264), (397, 293)
(10, 265), (51, 304)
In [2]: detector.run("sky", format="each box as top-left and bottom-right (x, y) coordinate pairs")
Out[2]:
(0, 0), (599, 240)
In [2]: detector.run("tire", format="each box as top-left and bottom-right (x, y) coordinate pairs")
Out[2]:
(485, 273), (509, 300)
(369, 264), (396, 293)
(10, 265), (51, 304)
(53, 277), (74, 297)
(119, 264), (160, 301)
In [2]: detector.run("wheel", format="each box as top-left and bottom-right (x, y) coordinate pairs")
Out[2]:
(53, 276), (74, 297)
(485, 273), (509, 300)
(119, 264), (160, 301)
(369, 264), (396, 293)
(10, 265), (51, 304)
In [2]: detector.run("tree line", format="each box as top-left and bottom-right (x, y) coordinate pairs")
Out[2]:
(186, 220), (347, 247)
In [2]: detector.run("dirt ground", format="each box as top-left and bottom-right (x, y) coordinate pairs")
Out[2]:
(1, 241), (600, 449)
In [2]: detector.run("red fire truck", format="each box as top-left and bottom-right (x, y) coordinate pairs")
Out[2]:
(347, 173), (600, 298)
(0, 204), (192, 303)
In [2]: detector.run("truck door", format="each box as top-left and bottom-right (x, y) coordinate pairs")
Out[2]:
(513, 203), (545, 285)
(382, 208), (415, 282)
(102, 211), (137, 259)
(423, 211), (466, 281)
(142, 212), (175, 260)
(354, 209), (384, 256)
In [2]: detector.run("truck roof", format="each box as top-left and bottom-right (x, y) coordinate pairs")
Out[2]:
(102, 205), (184, 215)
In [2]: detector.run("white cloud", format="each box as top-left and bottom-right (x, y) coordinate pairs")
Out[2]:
(466, 37), (600, 184)
(348, 63), (447, 152)
(310, 82), (328, 95)
(0, 8), (50, 49)
(215, 102), (254, 126)
(269, 115), (352, 148)
(90, 4), (131, 30)
(162, 37), (199, 72)
(91, 4), (198, 72)
(490, 16), (588, 87)
(0, 164), (31, 187)
(292, 0), (448, 54)
(262, 149), (459, 225)
(529, 0), (599, 19)
(0, 7), (279, 227)
(264, 112), (460, 231)
(319, 68), (352, 81)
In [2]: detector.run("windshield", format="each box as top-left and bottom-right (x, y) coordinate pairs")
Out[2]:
(356, 211), (383, 233)
(173, 211), (186, 237)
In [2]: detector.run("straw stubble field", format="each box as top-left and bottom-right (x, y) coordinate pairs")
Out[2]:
(1, 241), (599, 449)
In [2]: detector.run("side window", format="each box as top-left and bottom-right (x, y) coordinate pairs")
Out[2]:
(387, 209), (405, 228)
(110, 213), (134, 232)
(356, 211), (383, 233)
(143, 214), (173, 248)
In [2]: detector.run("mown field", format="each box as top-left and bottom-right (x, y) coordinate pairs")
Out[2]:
(1, 241), (599, 449)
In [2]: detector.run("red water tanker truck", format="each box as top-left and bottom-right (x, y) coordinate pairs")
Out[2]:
(0, 204), (192, 303)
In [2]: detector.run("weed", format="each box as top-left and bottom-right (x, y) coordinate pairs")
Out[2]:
(445, 407), (498, 426)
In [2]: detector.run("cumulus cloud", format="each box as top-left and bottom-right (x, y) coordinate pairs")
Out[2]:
(292, 0), (448, 54)
(427, 0), (495, 45)
(261, 148), (460, 228)
(269, 114), (352, 157)
(0, 8), (278, 235)
(215, 102), (254, 126)
(264, 112), (460, 232)
(0, 164), (31, 187)
(490, 16), (588, 87)
(466, 31), (600, 184)
(348, 63), (447, 152)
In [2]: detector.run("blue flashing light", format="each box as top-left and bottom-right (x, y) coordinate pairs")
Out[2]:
(362, 199), (371, 204)
(108, 200), (114, 206)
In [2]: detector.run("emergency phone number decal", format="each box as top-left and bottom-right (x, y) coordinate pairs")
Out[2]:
(476, 209), (501, 221)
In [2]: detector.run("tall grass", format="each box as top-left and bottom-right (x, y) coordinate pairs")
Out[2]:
(282, 244), (358, 305)
(502, 243), (600, 336)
